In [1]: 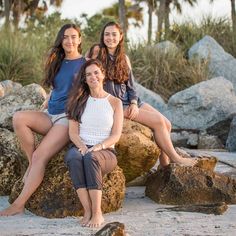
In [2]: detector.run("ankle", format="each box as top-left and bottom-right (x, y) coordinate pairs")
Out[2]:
(92, 210), (102, 216)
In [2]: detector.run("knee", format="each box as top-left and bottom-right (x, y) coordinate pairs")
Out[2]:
(83, 152), (98, 166)
(12, 111), (25, 129)
(64, 148), (82, 166)
(153, 116), (166, 129)
(31, 150), (47, 167)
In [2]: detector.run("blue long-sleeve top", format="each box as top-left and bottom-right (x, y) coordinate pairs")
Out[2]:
(103, 70), (140, 106)
(103, 54), (141, 106)
(48, 57), (86, 115)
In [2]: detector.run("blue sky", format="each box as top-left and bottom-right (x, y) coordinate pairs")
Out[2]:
(50, 0), (231, 42)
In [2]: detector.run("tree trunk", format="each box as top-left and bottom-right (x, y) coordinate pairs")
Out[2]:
(231, 0), (236, 35)
(12, 0), (22, 29)
(4, 0), (12, 28)
(147, 2), (153, 43)
(164, 1), (170, 39)
(156, 0), (166, 41)
(119, 0), (127, 36)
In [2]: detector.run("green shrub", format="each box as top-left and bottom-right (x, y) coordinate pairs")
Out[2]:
(168, 16), (236, 56)
(129, 44), (209, 101)
(0, 30), (43, 85)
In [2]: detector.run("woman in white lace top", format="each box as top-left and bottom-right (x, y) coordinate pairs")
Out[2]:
(65, 59), (123, 228)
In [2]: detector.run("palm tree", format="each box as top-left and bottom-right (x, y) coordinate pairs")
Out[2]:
(119, 0), (127, 35)
(135, 0), (157, 43)
(1, 0), (63, 29)
(103, 1), (143, 35)
(230, 0), (236, 34)
(156, 0), (197, 41)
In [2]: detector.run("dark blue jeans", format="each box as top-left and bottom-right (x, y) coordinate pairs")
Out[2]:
(64, 145), (117, 190)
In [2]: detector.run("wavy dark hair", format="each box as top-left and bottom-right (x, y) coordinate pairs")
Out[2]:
(43, 24), (82, 88)
(86, 43), (100, 59)
(67, 59), (105, 122)
(98, 21), (129, 83)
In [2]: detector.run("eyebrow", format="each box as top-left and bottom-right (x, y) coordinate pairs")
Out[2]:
(104, 31), (117, 34)
(63, 34), (78, 37)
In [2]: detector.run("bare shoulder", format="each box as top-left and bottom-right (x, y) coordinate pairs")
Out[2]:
(108, 95), (122, 111)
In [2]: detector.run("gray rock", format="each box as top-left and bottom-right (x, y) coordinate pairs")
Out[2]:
(0, 80), (22, 97)
(0, 83), (46, 130)
(198, 132), (224, 149)
(165, 77), (236, 134)
(188, 35), (236, 91)
(155, 40), (179, 54)
(135, 82), (167, 112)
(226, 116), (236, 151)
(171, 131), (198, 148)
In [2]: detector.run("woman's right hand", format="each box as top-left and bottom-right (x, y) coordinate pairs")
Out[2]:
(77, 143), (88, 155)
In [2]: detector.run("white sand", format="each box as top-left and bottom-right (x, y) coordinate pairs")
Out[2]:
(0, 187), (236, 236)
(0, 151), (236, 236)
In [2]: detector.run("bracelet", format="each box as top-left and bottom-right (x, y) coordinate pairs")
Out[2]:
(130, 101), (138, 106)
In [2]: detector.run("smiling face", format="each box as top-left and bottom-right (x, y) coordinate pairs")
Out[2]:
(62, 27), (81, 55)
(85, 64), (105, 89)
(103, 25), (122, 51)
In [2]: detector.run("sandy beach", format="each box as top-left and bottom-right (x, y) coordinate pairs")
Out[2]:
(0, 151), (236, 236)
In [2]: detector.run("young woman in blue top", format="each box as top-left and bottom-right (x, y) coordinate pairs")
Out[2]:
(0, 24), (86, 216)
(93, 21), (196, 167)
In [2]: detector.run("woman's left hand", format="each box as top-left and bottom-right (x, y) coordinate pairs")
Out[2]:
(87, 143), (103, 153)
(127, 104), (139, 120)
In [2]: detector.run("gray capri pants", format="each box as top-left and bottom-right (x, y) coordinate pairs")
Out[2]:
(64, 145), (117, 190)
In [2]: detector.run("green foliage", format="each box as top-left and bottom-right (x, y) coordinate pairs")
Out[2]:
(168, 16), (236, 56)
(0, 29), (42, 85)
(82, 14), (115, 50)
(0, 12), (82, 86)
(129, 44), (209, 101)
(24, 12), (82, 51)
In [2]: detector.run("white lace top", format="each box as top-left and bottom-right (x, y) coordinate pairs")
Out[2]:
(80, 94), (114, 146)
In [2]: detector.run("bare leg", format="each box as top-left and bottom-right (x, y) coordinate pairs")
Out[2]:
(0, 124), (69, 216)
(86, 189), (104, 228)
(76, 188), (92, 226)
(13, 111), (52, 182)
(139, 103), (171, 166)
(125, 104), (196, 166)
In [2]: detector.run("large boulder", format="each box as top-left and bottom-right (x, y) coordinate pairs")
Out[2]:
(145, 165), (236, 205)
(135, 82), (167, 113)
(10, 149), (126, 218)
(188, 35), (236, 91)
(0, 128), (25, 195)
(0, 80), (22, 97)
(165, 77), (236, 141)
(171, 131), (198, 148)
(0, 83), (46, 130)
(226, 116), (236, 151)
(198, 133), (224, 149)
(116, 119), (161, 182)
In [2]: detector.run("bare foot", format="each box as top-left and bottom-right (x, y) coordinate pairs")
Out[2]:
(0, 203), (24, 216)
(79, 211), (91, 227)
(86, 212), (104, 228)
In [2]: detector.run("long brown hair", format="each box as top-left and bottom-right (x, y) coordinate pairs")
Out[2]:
(98, 21), (129, 83)
(67, 59), (105, 122)
(43, 24), (82, 88)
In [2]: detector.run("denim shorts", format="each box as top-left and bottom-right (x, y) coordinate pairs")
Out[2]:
(44, 110), (69, 126)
